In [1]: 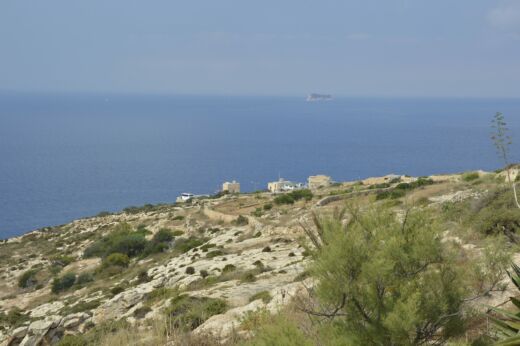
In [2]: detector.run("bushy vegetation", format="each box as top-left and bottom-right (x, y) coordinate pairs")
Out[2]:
(83, 223), (147, 258)
(234, 215), (249, 226)
(462, 171), (480, 182)
(165, 294), (228, 330)
(249, 290), (272, 303)
(84, 224), (176, 264)
(51, 272), (77, 293)
(468, 187), (520, 242)
(274, 189), (313, 205)
(260, 205), (511, 346)
(173, 236), (207, 253)
(375, 177), (434, 200)
(18, 269), (39, 288)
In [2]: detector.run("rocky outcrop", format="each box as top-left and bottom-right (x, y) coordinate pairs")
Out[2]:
(5, 313), (90, 346)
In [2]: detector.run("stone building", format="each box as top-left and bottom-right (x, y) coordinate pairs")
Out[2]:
(308, 175), (332, 189)
(222, 180), (240, 194)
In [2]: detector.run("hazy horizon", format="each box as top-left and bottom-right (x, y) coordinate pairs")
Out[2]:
(2, 1), (520, 98)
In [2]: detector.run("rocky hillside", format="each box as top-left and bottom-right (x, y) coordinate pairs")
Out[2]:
(0, 169), (518, 345)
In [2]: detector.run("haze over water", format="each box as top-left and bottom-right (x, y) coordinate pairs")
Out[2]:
(1, 93), (519, 239)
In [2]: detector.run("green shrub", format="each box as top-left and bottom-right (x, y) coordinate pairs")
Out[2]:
(0, 308), (29, 327)
(18, 269), (38, 288)
(200, 270), (209, 278)
(234, 215), (249, 226)
(242, 313), (312, 346)
(137, 270), (151, 283)
(65, 300), (101, 314)
(153, 228), (174, 243)
(185, 266), (195, 275)
(56, 334), (88, 346)
(262, 246), (271, 252)
(470, 188), (520, 242)
(102, 253), (130, 268)
(249, 290), (272, 303)
(462, 172), (480, 182)
(172, 215), (185, 221)
(289, 189), (313, 201)
(83, 223), (147, 258)
(173, 236), (206, 254)
(110, 286), (125, 295)
(222, 264), (237, 273)
(165, 295), (227, 330)
(263, 203), (273, 210)
(274, 194), (294, 205)
(51, 255), (75, 267)
(206, 250), (225, 258)
(240, 271), (257, 283)
(133, 306), (152, 319)
(171, 230), (184, 236)
(252, 208), (263, 217)
(76, 272), (94, 285)
(375, 189), (406, 200)
(200, 243), (216, 252)
(52, 272), (77, 293)
(308, 206), (469, 345)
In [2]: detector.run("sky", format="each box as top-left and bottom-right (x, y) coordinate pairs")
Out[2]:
(1, 0), (520, 97)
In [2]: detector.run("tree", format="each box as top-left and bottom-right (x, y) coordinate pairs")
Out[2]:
(491, 112), (520, 209)
(303, 206), (469, 345)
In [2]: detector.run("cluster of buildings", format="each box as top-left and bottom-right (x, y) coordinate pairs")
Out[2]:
(177, 175), (332, 202)
(224, 174), (332, 194)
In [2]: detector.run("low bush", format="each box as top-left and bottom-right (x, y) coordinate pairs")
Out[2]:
(185, 267), (195, 275)
(76, 272), (94, 285)
(152, 228), (174, 243)
(110, 286), (125, 295)
(249, 290), (272, 303)
(83, 223), (147, 258)
(262, 246), (272, 252)
(222, 264), (237, 273)
(263, 203), (273, 210)
(462, 172), (480, 182)
(0, 308), (29, 327)
(18, 269), (39, 288)
(274, 194), (294, 205)
(133, 306), (152, 319)
(52, 272), (77, 293)
(165, 294), (227, 330)
(252, 208), (263, 217)
(173, 236), (207, 254)
(51, 255), (75, 267)
(102, 253), (130, 268)
(234, 215), (249, 226)
(206, 250), (225, 258)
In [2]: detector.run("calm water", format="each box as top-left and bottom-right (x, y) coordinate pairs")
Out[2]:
(1, 93), (519, 239)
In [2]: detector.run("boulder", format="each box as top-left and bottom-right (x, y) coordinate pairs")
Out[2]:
(11, 326), (28, 339)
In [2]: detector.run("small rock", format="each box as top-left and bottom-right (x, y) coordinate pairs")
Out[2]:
(11, 326), (28, 339)
(63, 318), (81, 329)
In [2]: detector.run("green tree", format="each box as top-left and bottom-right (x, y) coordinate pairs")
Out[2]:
(491, 112), (520, 209)
(305, 206), (468, 345)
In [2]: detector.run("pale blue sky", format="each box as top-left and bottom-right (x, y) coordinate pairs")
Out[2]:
(1, 0), (520, 97)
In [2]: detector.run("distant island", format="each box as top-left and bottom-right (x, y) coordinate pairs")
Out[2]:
(306, 93), (332, 101)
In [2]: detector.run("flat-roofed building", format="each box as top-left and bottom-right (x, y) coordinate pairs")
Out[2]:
(222, 180), (240, 194)
(267, 178), (304, 193)
(308, 175), (332, 190)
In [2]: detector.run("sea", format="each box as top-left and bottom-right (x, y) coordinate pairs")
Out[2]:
(1, 93), (520, 239)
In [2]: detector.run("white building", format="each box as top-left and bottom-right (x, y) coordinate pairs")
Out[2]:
(267, 178), (305, 193)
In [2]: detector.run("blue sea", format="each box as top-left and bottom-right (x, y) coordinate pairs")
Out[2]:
(1, 93), (519, 239)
